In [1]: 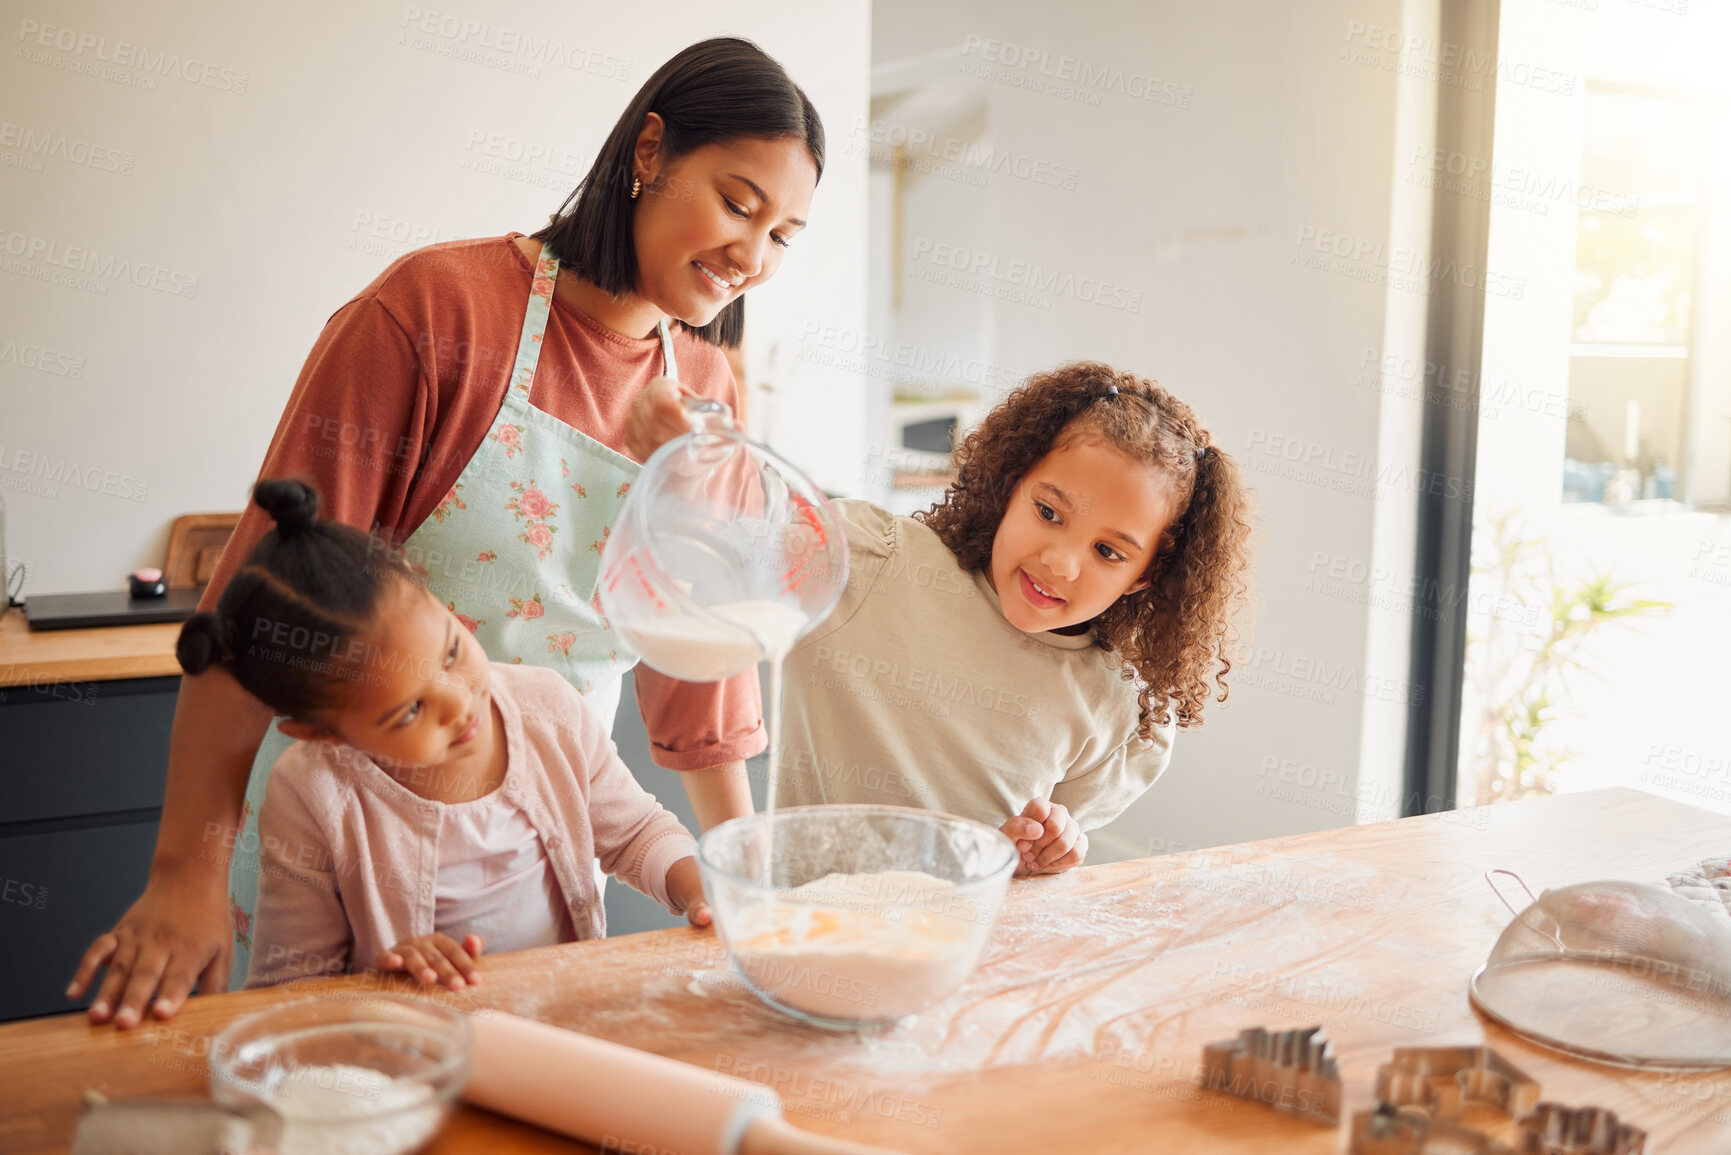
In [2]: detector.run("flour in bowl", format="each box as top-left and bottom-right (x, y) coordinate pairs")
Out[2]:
(729, 870), (988, 1021)
(269, 1063), (443, 1155)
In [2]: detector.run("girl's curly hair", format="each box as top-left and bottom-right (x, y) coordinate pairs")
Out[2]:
(916, 362), (1253, 738)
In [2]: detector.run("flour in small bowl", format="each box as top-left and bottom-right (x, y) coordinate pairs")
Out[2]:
(269, 1063), (443, 1155)
(728, 870), (991, 1022)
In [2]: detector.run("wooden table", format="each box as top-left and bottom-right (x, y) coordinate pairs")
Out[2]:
(2, 787), (1727, 1154)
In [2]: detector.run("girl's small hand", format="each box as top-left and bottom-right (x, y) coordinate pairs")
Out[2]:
(375, 933), (484, 991)
(666, 856), (712, 929)
(1001, 799), (1085, 877)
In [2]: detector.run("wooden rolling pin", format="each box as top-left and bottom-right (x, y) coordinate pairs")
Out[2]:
(465, 1011), (906, 1155)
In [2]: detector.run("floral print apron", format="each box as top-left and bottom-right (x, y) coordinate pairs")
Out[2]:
(227, 243), (666, 985)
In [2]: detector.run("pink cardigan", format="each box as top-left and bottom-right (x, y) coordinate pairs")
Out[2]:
(245, 663), (697, 988)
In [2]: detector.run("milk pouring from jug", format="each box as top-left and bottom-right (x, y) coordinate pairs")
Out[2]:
(597, 398), (848, 683)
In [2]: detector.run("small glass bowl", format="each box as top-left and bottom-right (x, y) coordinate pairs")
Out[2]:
(699, 804), (1017, 1030)
(208, 994), (472, 1155)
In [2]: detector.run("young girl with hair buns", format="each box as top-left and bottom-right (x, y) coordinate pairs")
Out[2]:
(174, 480), (710, 991)
(771, 361), (1253, 875)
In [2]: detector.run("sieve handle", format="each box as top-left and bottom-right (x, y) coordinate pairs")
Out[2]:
(1484, 869), (1537, 917)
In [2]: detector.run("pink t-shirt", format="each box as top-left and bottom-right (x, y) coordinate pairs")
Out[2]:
(245, 662), (697, 988)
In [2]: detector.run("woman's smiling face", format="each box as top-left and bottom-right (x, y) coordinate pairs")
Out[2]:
(630, 131), (817, 327)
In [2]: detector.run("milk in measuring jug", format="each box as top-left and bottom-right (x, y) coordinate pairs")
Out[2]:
(620, 599), (809, 683)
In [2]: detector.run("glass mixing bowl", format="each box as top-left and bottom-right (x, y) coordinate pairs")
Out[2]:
(208, 994), (472, 1155)
(699, 804), (1017, 1030)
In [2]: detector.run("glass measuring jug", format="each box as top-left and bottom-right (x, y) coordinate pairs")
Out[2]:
(597, 401), (849, 682)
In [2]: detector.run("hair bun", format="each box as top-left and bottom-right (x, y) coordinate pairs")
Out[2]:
(253, 478), (320, 537)
(176, 612), (233, 675)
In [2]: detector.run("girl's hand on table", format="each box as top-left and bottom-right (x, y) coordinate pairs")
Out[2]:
(666, 856), (712, 928)
(1001, 799), (1085, 876)
(376, 933), (484, 991)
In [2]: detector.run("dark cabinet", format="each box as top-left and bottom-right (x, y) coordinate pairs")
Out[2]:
(0, 676), (177, 1021)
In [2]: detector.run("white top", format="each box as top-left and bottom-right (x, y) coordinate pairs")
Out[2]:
(434, 793), (573, 954)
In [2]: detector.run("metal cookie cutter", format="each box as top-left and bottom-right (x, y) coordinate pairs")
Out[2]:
(1517, 1103), (1646, 1155)
(1348, 1046), (1648, 1155)
(1349, 1045), (1538, 1154)
(1199, 1025), (1340, 1124)
(1378, 1045), (1541, 1120)
(1353, 1103), (1648, 1155)
(1353, 1106), (1511, 1155)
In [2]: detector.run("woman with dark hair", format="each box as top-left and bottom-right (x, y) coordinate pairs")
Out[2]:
(68, 36), (823, 1027)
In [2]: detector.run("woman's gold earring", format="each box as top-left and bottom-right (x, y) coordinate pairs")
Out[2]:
(630, 177), (641, 199)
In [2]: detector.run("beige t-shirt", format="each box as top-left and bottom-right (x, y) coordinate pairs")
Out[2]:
(775, 500), (1174, 831)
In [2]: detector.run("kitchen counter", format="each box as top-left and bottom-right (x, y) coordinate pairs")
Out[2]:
(1, 787), (1726, 1153)
(0, 609), (183, 689)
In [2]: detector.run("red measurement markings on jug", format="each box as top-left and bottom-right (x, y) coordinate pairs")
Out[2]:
(605, 550), (669, 613)
(779, 494), (831, 597)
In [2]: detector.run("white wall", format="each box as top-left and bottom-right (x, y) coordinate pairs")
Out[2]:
(869, 0), (1439, 855)
(1, 0), (868, 594)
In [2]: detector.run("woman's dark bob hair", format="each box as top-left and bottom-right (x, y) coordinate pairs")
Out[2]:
(534, 37), (824, 349)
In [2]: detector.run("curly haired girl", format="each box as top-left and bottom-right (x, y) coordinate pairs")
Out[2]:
(770, 361), (1253, 875)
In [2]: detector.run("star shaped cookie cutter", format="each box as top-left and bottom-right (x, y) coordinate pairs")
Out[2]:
(1348, 1046), (1647, 1154)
